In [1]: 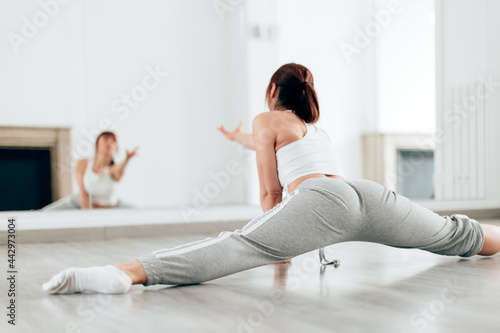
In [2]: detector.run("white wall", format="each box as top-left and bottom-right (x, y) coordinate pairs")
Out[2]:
(241, 0), (279, 205)
(243, 0), (376, 206)
(374, 0), (436, 133)
(435, 0), (500, 202)
(0, 1), (83, 127)
(242, 0), (436, 205)
(0, 0), (87, 189)
(274, 0), (375, 182)
(2, 0), (497, 210)
(486, 0), (500, 201)
(0, 0), (247, 209)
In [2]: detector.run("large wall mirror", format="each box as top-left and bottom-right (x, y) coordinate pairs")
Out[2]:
(1, 0), (499, 217)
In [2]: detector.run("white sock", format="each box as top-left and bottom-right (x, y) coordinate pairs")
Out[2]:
(42, 265), (132, 294)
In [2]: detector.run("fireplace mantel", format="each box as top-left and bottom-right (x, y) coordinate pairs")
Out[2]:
(362, 133), (435, 193)
(0, 126), (72, 201)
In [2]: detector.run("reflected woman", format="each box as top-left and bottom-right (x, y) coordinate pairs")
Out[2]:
(42, 131), (137, 210)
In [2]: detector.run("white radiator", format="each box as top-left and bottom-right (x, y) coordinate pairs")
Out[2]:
(435, 80), (487, 200)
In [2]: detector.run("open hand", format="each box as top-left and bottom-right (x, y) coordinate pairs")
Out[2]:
(217, 121), (244, 141)
(126, 146), (139, 160)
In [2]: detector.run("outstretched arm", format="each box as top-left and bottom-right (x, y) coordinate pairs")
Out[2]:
(110, 147), (138, 182)
(218, 121), (255, 150)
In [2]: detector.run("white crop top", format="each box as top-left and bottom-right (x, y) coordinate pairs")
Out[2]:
(276, 121), (345, 195)
(83, 159), (118, 206)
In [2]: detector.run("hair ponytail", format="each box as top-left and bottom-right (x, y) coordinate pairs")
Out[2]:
(266, 63), (320, 123)
(299, 81), (319, 123)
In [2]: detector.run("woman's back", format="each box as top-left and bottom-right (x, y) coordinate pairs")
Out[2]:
(269, 111), (345, 194)
(272, 111), (309, 151)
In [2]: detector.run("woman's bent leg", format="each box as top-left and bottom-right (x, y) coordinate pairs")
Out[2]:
(137, 181), (363, 286)
(43, 181), (361, 293)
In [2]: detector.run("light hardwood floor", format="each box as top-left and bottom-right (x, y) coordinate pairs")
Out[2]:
(2, 220), (500, 333)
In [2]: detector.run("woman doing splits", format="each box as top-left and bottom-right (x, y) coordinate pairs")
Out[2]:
(42, 131), (138, 210)
(43, 63), (500, 294)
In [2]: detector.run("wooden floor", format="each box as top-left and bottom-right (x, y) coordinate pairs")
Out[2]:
(3, 220), (500, 333)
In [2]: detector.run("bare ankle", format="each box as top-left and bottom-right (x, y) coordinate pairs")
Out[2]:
(114, 260), (147, 285)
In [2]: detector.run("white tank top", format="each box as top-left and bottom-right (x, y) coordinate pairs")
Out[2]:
(83, 159), (118, 206)
(276, 121), (345, 195)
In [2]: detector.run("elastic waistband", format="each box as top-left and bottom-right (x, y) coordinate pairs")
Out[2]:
(294, 177), (345, 191)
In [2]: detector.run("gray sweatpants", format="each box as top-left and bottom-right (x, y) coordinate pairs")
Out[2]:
(137, 178), (484, 286)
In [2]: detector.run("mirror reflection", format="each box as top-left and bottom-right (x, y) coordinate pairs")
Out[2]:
(2, 0), (495, 214)
(42, 132), (138, 210)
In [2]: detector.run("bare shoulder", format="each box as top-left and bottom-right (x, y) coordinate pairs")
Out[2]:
(252, 112), (273, 127)
(252, 112), (287, 131)
(253, 112), (281, 144)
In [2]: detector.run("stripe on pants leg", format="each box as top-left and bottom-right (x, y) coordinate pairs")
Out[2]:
(152, 190), (300, 257)
(153, 232), (233, 257)
(236, 189), (300, 236)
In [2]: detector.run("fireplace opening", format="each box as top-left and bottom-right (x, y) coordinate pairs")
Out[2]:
(397, 150), (435, 200)
(0, 147), (53, 211)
